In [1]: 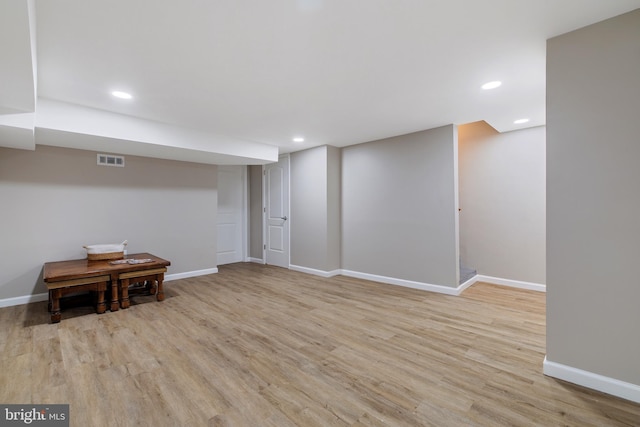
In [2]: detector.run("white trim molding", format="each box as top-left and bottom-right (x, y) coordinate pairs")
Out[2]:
(0, 292), (48, 308)
(458, 275), (477, 293)
(290, 265), (341, 278)
(287, 267), (546, 296)
(286, 268), (545, 296)
(543, 357), (640, 404)
(341, 269), (464, 295)
(0, 268), (546, 308)
(470, 274), (546, 292)
(247, 257), (265, 264)
(165, 268), (218, 282)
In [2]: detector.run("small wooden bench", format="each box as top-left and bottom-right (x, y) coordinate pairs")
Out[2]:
(46, 274), (110, 323)
(118, 267), (167, 309)
(44, 253), (171, 323)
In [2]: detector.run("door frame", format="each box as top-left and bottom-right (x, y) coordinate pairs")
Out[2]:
(262, 154), (291, 267)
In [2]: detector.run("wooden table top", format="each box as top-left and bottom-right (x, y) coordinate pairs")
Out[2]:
(44, 252), (171, 282)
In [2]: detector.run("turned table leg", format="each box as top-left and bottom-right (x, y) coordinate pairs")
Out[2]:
(120, 278), (130, 309)
(96, 282), (107, 314)
(50, 289), (62, 323)
(109, 276), (119, 311)
(156, 275), (165, 302)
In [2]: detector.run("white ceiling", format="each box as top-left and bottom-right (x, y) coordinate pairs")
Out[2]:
(2, 1), (640, 164)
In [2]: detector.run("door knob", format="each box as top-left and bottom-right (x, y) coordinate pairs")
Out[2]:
(280, 216), (288, 221)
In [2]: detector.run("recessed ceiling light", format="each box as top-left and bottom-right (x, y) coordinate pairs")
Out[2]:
(481, 81), (502, 90)
(514, 118), (530, 124)
(111, 91), (133, 99)
(293, 137), (305, 143)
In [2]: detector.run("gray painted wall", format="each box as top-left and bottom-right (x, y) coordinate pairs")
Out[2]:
(459, 121), (546, 284)
(547, 9), (640, 384)
(290, 145), (341, 272)
(342, 125), (459, 287)
(0, 145), (218, 300)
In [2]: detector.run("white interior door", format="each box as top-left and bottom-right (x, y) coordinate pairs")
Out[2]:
(264, 155), (290, 268)
(217, 165), (246, 265)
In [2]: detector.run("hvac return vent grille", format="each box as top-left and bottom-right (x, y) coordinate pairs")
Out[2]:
(97, 154), (125, 167)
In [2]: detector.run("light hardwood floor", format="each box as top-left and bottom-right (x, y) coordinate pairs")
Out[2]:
(1, 263), (639, 426)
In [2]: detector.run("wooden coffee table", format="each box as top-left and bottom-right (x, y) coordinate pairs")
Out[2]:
(43, 253), (171, 323)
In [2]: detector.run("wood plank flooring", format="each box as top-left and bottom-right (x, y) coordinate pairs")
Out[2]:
(1, 263), (639, 426)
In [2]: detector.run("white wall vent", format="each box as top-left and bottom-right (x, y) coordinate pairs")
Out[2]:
(97, 153), (125, 167)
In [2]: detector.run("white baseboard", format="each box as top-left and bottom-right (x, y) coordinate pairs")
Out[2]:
(287, 268), (545, 296)
(0, 292), (49, 308)
(341, 269), (463, 295)
(290, 265), (341, 278)
(471, 274), (546, 292)
(247, 257), (265, 264)
(0, 268), (545, 308)
(286, 266), (484, 296)
(543, 356), (640, 403)
(287, 266), (533, 296)
(164, 268), (218, 282)
(458, 275), (477, 293)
